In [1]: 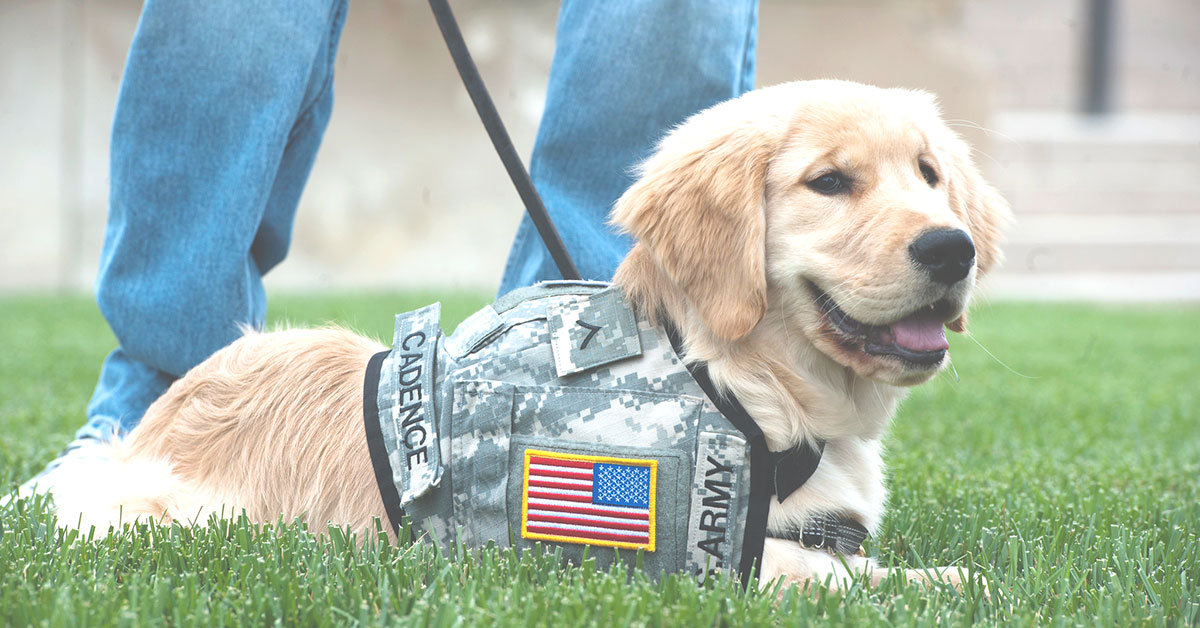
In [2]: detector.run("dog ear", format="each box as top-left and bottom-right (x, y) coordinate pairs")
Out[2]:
(945, 144), (1010, 278)
(944, 140), (1011, 332)
(611, 116), (782, 341)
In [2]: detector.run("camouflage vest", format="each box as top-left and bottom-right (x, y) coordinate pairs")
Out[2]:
(363, 281), (777, 584)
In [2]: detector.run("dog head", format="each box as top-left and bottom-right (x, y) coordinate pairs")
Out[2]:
(613, 80), (1009, 386)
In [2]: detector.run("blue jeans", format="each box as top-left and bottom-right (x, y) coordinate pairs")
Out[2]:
(498, 0), (758, 294)
(81, 0), (758, 442)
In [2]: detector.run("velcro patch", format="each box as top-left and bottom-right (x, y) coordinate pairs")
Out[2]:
(380, 303), (444, 504)
(521, 449), (657, 551)
(685, 431), (746, 581)
(547, 288), (642, 377)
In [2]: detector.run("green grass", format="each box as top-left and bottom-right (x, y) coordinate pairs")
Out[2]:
(1, 294), (1197, 626)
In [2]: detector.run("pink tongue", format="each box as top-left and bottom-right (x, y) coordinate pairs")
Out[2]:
(888, 311), (949, 352)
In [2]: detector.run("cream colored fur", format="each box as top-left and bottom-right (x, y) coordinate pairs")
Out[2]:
(48, 80), (1007, 593)
(53, 328), (387, 534)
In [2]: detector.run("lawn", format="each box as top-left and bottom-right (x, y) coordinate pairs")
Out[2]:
(1, 294), (1197, 626)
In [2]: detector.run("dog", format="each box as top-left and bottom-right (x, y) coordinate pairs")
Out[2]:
(47, 80), (1008, 591)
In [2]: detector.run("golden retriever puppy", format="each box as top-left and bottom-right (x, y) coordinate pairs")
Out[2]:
(47, 80), (1007, 592)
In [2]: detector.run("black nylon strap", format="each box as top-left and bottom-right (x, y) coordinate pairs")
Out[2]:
(768, 513), (869, 557)
(682, 360), (770, 588)
(427, 0), (581, 282)
(662, 326), (828, 504)
(664, 324), (855, 579)
(767, 439), (826, 503)
(664, 325), (768, 588)
(363, 350), (405, 535)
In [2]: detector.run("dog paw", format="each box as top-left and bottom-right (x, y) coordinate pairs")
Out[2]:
(900, 565), (991, 597)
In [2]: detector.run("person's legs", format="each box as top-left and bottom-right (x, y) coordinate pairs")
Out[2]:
(497, 0), (758, 295)
(72, 0), (348, 449)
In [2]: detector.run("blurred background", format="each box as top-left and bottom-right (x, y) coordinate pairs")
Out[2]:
(1, 0), (1197, 299)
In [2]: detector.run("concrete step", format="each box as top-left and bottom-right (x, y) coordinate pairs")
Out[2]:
(985, 109), (1200, 300)
(1007, 214), (1200, 245)
(984, 271), (1200, 302)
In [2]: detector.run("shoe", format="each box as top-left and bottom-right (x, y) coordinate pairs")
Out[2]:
(2, 437), (113, 507)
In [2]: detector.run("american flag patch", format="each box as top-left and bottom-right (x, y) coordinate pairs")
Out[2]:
(520, 449), (657, 551)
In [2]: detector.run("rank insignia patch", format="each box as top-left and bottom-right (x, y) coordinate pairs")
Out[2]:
(521, 449), (657, 551)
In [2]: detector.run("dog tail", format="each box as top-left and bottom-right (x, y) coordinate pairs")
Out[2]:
(47, 442), (218, 535)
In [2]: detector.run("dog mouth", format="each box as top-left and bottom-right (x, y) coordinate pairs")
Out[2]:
(810, 283), (953, 367)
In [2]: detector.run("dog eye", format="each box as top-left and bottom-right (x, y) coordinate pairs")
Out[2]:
(808, 172), (849, 195)
(919, 162), (939, 187)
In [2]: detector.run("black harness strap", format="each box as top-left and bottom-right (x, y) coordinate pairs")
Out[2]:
(767, 438), (825, 503)
(663, 323), (769, 585)
(677, 357), (771, 587)
(428, 0), (581, 282)
(664, 325), (869, 565)
(363, 350), (405, 535)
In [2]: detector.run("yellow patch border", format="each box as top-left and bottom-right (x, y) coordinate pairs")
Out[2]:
(520, 448), (657, 552)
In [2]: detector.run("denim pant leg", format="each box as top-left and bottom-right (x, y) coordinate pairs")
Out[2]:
(497, 0), (759, 296)
(81, 0), (348, 440)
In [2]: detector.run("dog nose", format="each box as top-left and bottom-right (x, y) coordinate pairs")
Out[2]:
(908, 229), (976, 285)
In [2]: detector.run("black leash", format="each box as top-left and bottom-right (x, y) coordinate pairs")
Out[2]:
(428, 0), (582, 282)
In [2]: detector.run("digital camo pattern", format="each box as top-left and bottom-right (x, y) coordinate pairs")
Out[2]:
(447, 379), (513, 547)
(511, 386), (702, 447)
(685, 431), (747, 581)
(441, 304), (504, 359)
(547, 288), (642, 377)
(373, 282), (753, 579)
(375, 303), (444, 504)
(716, 407), (752, 572)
